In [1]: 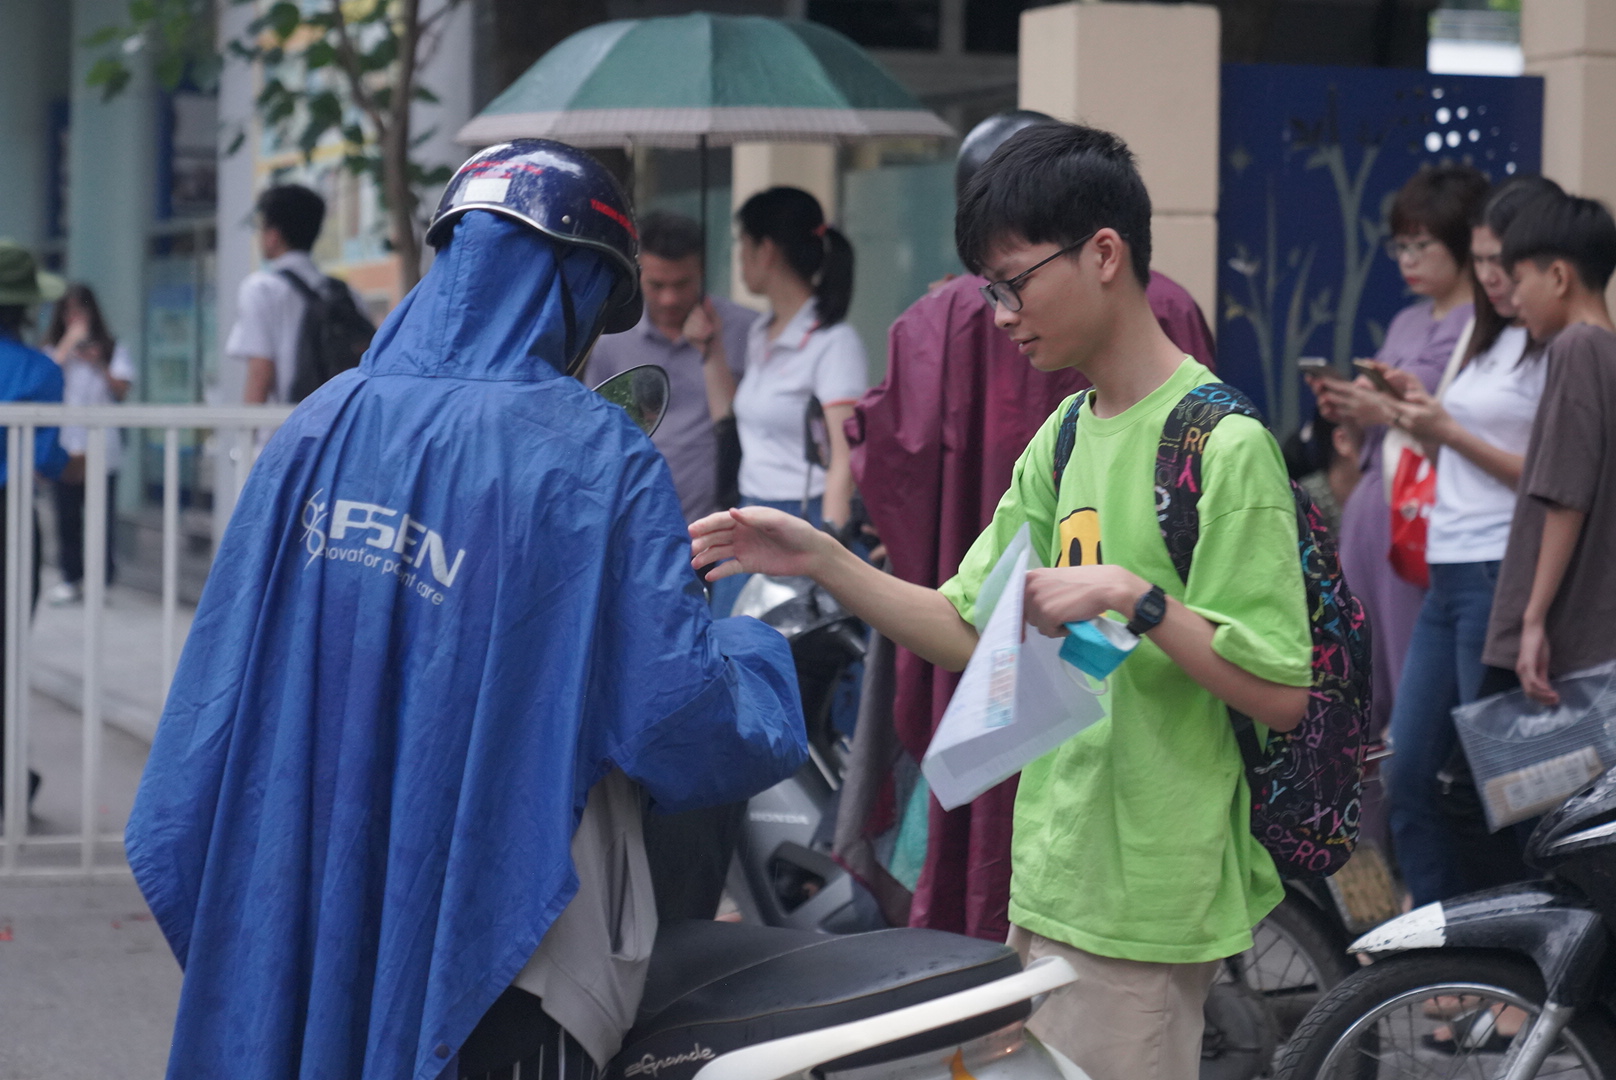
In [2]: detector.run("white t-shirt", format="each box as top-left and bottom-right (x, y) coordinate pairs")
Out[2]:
(1426, 325), (1545, 563)
(225, 250), (363, 403)
(733, 299), (867, 502)
(59, 341), (136, 472)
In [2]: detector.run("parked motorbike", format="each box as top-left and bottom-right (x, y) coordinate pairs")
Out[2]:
(1275, 765), (1616, 1079)
(604, 920), (1088, 1079)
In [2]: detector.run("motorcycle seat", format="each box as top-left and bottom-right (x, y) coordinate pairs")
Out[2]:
(606, 920), (1028, 1080)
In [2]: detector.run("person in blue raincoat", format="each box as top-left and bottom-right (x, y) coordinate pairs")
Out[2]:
(0, 240), (70, 813)
(125, 141), (808, 1080)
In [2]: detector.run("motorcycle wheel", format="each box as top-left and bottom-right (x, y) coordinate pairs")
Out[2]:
(1201, 896), (1356, 1080)
(1273, 951), (1616, 1080)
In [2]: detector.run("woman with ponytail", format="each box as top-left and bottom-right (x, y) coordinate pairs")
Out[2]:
(714, 186), (866, 613)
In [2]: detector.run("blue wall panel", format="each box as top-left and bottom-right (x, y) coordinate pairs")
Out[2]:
(1218, 63), (1543, 434)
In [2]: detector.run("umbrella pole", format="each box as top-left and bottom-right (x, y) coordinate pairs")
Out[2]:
(698, 133), (709, 298)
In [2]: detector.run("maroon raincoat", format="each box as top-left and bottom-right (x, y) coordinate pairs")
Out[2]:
(844, 270), (1215, 941)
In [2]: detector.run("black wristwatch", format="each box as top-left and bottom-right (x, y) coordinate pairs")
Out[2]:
(1125, 584), (1168, 637)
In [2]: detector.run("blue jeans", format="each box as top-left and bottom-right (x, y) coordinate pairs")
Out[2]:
(1385, 560), (1500, 906)
(709, 495), (823, 618)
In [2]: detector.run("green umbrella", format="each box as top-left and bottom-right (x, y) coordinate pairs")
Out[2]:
(455, 13), (953, 148)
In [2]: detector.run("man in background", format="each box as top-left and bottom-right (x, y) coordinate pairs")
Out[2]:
(229, 184), (368, 405)
(585, 211), (760, 922)
(839, 110), (1217, 942)
(586, 211), (755, 523)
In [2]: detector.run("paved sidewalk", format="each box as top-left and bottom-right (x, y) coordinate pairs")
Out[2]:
(1, 575), (191, 1077)
(0, 878), (180, 1080)
(30, 568), (194, 744)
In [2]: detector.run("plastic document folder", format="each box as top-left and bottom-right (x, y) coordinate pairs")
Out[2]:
(1454, 660), (1616, 830)
(922, 524), (1107, 811)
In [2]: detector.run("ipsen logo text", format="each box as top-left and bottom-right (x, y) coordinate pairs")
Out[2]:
(300, 490), (468, 599)
(329, 499), (467, 587)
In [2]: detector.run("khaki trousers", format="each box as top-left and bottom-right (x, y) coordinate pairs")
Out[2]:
(1009, 926), (1221, 1080)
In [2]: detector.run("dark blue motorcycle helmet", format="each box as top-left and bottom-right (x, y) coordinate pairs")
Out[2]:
(428, 139), (643, 373)
(955, 109), (1058, 196)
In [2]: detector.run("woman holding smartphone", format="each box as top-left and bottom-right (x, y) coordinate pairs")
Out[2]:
(1308, 164), (1489, 740)
(1378, 177), (1560, 907)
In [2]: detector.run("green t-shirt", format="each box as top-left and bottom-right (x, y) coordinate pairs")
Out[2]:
(939, 358), (1312, 964)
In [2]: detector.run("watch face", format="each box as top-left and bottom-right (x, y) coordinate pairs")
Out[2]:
(1130, 586), (1166, 633)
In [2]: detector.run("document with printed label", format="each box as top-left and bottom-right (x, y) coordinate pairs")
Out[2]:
(922, 525), (1107, 811)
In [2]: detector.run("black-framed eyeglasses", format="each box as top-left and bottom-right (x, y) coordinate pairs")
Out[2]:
(978, 232), (1096, 312)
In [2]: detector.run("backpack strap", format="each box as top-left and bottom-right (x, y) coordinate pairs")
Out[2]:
(1050, 394), (1085, 494)
(277, 268), (319, 302)
(1153, 382), (1271, 785)
(1153, 382), (1264, 584)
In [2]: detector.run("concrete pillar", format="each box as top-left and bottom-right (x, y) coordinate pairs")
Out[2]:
(729, 142), (839, 310)
(67, 0), (158, 373)
(1017, 2), (1221, 325)
(0, 4), (70, 251)
(1522, 0), (1616, 304)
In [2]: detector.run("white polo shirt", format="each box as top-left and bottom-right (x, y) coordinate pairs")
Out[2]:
(225, 250), (363, 403)
(733, 298), (867, 502)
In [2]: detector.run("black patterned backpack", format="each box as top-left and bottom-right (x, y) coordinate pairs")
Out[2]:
(1052, 382), (1371, 878)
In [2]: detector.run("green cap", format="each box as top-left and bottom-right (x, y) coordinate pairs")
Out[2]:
(0, 240), (66, 306)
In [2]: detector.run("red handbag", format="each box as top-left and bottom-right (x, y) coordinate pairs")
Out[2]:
(1388, 445), (1437, 588)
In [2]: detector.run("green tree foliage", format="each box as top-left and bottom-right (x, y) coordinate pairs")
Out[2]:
(89, 0), (466, 291)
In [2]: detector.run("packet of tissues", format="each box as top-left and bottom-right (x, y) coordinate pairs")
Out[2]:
(1059, 616), (1140, 679)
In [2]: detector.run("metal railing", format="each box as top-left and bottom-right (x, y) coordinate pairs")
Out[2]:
(0, 404), (293, 879)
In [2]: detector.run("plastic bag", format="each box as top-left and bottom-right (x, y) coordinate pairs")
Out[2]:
(1452, 661), (1616, 830)
(1388, 444), (1436, 588)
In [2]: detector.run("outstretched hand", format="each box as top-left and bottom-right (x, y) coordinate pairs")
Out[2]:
(690, 506), (829, 582)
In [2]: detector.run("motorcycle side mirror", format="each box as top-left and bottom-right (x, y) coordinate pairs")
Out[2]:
(592, 364), (670, 437)
(803, 396), (831, 470)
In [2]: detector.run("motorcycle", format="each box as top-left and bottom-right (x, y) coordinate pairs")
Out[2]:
(1275, 766), (1616, 1079)
(604, 920), (1088, 1079)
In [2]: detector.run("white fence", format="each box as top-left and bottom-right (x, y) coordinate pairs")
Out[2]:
(0, 404), (293, 879)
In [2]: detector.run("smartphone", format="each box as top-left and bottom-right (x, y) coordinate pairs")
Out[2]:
(1297, 356), (1331, 374)
(1353, 359), (1403, 398)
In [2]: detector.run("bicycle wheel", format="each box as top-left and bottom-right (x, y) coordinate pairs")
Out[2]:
(1233, 896), (1356, 1036)
(1274, 951), (1616, 1079)
(1202, 897), (1356, 1079)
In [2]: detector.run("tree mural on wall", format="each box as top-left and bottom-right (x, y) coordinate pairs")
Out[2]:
(1217, 65), (1544, 437)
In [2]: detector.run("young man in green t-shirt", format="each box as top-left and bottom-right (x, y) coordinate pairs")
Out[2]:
(690, 123), (1312, 1080)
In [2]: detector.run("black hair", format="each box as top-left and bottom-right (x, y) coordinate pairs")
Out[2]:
(256, 184), (326, 251)
(1282, 416), (1340, 480)
(956, 122), (1152, 288)
(1502, 191), (1616, 292)
(737, 187), (853, 326)
(0, 306), (25, 339)
(1467, 175), (1564, 363)
(1389, 163), (1491, 267)
(44, 282), (116, 355)
(638, 211), (705, 263)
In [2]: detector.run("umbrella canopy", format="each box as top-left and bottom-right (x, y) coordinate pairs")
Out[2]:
(456, 13), (954, 148)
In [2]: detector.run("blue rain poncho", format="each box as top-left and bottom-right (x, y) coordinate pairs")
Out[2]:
(126, 212), (807, 1080)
